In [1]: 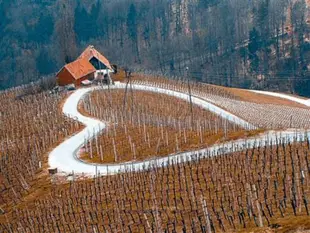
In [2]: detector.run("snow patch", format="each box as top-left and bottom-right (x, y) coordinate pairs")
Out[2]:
(250, 90), (310, 107)
(48, 84), (310, 176)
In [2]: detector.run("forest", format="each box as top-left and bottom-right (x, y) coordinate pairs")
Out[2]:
(0, 0), (309, 96)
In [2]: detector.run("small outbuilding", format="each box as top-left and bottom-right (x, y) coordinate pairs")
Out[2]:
(56, 45), (114, 86)
(56, 58), (96, 86)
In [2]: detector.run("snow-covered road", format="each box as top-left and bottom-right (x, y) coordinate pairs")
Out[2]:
(48, 83), (310, 176)
(250, 90), (310, 107)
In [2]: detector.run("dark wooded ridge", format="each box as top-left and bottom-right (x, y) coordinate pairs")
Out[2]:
(1, 0), (310, 96)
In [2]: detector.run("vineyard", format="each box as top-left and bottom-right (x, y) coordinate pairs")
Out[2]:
(132, 75), (310, 129)
(0, 84), (82, 211)
(0, 74), (310, 232)
(2, 140), (310, 232)
(79, 89), (258, 164)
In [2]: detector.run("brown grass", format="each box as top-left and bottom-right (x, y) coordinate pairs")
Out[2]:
(133, 73), (308, 108)
(238, 215), (310, 233)
(228, 88), (308, 109)
(1, 77), (309, 232)
(131, 74), (310, 129)
(111, 69), (127, 82)
(0, 86), (82, 212)
(2, 140), (309, 232)
(79, 88), (260, 164)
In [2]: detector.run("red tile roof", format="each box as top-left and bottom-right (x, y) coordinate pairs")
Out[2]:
(79, 45), (113, 70)
(64, 58), (96, 80)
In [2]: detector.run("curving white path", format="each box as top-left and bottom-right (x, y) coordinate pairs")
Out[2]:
(49, 83), (310, 176)
(250, 90), (310, 107)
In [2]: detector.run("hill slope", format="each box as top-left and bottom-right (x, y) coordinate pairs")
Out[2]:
(1, 77), (310, 232)
(1, 0), (310, 95)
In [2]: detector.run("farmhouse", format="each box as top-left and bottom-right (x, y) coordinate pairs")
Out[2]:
(56, 45), (113, 86)
(79, 45), (113, 71)
(56, 58), (96, 86)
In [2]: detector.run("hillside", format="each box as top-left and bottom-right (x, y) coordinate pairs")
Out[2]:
(1, 74), (310, 232)
(0, 0), (310, 96)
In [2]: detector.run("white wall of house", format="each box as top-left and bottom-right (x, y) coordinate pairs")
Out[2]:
(94, 69), (113, 81)
(94, 69), (113, 77)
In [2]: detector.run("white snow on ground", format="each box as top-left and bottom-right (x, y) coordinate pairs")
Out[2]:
(115, 84), (256, 129)
(199, 95), (310, 129)
(49, 83), (310, 176)
(133, 80), (310, 129)
(250, 90), (310, 107)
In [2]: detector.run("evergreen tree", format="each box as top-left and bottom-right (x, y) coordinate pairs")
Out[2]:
(291, 0), (309, 96)
(74, 4), (89, 42)
(256, 0), (271, 75)
(127, 4), (140, 62)
(198, 0), (218, 8)
(29, 13), (54, 43)
(36, 49), (56, 75)
(127, 4), (137, 43)
(248, 27), (260, 73)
